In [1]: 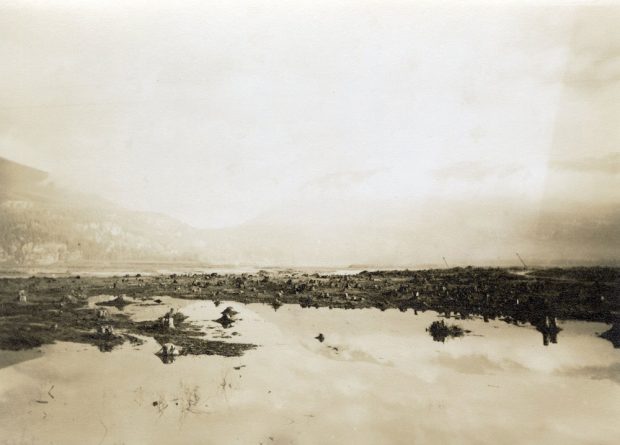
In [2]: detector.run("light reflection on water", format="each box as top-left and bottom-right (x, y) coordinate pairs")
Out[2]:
(0, 300), (619, 445)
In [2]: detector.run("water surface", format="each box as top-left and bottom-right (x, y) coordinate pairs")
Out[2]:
(1, 300), (618, 444)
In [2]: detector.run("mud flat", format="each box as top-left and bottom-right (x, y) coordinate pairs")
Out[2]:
(0, 293), (256, 357)
(0, 267), (618, 353)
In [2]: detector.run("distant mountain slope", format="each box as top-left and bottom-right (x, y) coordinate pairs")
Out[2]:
(0, 157), (205, 266)
(0, 157), (48, 188)
(1, 157), (617, 269)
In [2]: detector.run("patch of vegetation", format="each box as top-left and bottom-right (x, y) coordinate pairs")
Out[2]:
(0, 329), (45, 350)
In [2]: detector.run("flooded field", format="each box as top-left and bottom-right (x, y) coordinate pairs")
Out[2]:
(1, 298), (619, 445)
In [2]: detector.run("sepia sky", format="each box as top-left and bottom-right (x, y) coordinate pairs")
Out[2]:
(1, 0), (619, 264)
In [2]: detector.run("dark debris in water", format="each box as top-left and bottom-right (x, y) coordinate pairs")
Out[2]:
(599, 320), (620, 348)
(214, 314), (236, 328)
(138, 311), (256, 358)
(427, 320), (467, 342)
(155, 335), (256, 358)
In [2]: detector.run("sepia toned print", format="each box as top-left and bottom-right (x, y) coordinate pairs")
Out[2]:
(0, 1), (618, 444)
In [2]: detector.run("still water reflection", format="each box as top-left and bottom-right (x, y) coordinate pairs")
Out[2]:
(1, 300), (619, 444)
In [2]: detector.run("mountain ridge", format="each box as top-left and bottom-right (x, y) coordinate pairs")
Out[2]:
(0, 156), (206, 266)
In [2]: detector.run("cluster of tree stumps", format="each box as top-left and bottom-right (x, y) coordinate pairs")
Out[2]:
(0, 267), (617, 351)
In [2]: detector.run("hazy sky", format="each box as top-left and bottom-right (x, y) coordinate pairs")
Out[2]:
(1, 0), (618, 256)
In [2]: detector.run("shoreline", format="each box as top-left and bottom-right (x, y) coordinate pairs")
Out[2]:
(0, 267), (618, 354)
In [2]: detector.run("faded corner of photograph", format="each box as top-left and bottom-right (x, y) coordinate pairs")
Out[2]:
(0, 1), (619, 444)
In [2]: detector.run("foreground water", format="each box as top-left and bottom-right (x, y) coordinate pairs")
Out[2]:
(1, 299), (619, 444)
